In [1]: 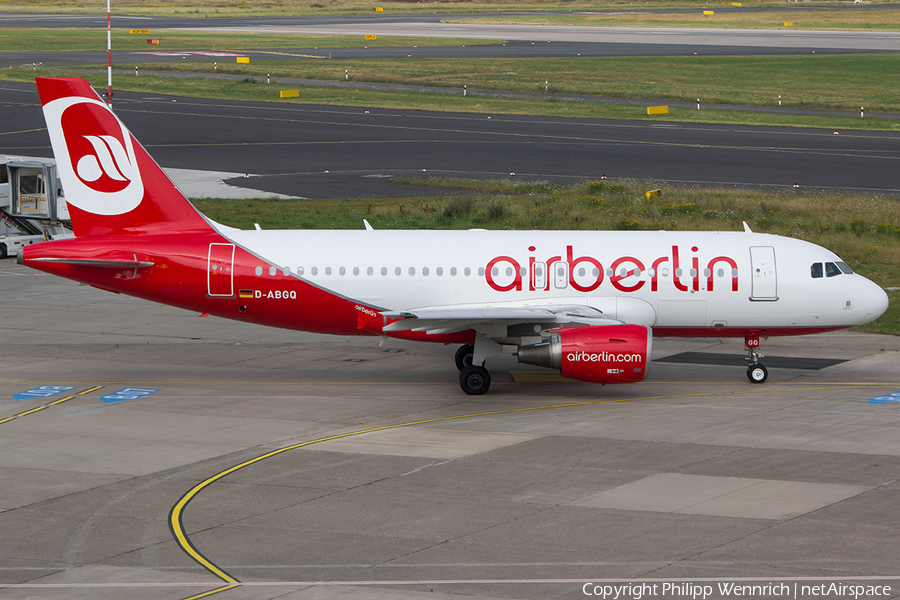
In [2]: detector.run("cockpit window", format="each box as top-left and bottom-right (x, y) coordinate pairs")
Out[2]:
(836, 261), (854, 274)
(813, 261), (853, 278)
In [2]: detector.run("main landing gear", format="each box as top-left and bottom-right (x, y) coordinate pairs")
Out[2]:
(456, 343), (491, 394)
(460, 365), (491, 395)
(455, 343), (474, 371)
(745, 336), (768, 384)
(455, 339), (501, 395)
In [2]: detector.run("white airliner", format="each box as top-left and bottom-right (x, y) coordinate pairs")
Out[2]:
(20, 77), (890, 394)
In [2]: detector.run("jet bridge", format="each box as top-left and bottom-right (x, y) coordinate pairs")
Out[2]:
(0, 159), (73, 258)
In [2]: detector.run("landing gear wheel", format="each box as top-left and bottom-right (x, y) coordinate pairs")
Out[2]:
(459, 365), (491, 395)
(747, 364), (768, 384)
(455, 343), (475, 371)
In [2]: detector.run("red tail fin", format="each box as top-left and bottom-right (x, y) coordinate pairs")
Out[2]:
(37, 77), (211, 237)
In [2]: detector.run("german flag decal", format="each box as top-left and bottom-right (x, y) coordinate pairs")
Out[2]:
(239, 289), (254, 299)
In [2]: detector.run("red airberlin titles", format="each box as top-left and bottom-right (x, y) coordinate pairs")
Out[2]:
(20, 77), (890, 395)
(485, 245), (738, 293)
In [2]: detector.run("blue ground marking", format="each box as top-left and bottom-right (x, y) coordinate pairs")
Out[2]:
(13, 386), (77, 401)
(869, 391), (900, 404)
(100, 388), (161, 403)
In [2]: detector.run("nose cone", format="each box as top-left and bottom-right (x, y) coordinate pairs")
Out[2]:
(865, 280), (890, 322)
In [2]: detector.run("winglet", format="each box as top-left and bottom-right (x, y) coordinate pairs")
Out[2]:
(363, 219), (374, 231)
(743, 221), (753, 233)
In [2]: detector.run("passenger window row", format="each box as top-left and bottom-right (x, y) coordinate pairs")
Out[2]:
(297, 266), (481, 277)
(253, 265), (739, 279)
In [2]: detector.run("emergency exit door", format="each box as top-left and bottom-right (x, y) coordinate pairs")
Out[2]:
(750, 246), (777, 301)
(208, 243), (235, 297)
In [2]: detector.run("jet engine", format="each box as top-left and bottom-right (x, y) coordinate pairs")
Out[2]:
(516, 324), (652, 384)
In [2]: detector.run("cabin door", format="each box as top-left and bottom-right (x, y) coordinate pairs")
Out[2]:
(750, 246), (777, 301)
(208, 243), (235, 297)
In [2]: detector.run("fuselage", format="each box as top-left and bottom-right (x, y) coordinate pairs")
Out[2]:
(25, 226), (889, 341)
(223, 227), (886, 334)
(22, 76), (892, 394)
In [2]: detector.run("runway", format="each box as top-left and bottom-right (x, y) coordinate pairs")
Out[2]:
(2, 82), (900, 197)
(10, 37), (894, 73)
(1, 259), (898, 599)
(3, 10), (899, 69)
(5, 7), (900, 28)
(195, 22), (900, 52)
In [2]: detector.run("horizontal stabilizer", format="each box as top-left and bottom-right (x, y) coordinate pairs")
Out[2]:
(27, 257), (155, 268)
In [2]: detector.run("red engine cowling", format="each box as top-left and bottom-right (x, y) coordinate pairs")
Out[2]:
(516, 324), (652, 384)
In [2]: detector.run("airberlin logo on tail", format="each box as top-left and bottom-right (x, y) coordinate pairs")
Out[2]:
(42, 95), (144, 215)
(75, 135), (133, 192)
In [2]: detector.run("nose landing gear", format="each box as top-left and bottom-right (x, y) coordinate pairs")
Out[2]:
(745, 336), (768, 383)
(747, 363), (768, 383)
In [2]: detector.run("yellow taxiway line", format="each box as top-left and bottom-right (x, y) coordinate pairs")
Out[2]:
(167, 382), (896, 599)
(0, 386), (104, 425)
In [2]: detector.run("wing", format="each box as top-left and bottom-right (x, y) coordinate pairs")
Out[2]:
(382, 302), (622, 337)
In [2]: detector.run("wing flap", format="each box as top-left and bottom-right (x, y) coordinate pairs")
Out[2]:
(382, 302), (622, 334)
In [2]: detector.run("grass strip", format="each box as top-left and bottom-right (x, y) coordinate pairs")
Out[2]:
(0, 28), (497, 53)
(3, 69), (897, 131)
(42, 53), (900, 114)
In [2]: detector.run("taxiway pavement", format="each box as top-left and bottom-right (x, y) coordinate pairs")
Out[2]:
(3, 82), (900, 198)
(2, 13), (899, 599)
(0, 258), (898, 599)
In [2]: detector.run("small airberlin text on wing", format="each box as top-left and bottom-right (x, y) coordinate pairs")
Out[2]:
(582, 582), (892, 600)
